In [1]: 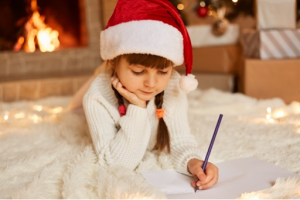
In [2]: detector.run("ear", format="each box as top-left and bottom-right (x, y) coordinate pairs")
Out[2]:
(107, 60), (114, 68)
(106, 60), (115, 76)
(114, 71), (119, 78)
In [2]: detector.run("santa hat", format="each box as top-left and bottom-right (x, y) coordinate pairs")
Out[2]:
(100, 0), (198, 93)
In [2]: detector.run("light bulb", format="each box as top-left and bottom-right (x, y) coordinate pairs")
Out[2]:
(177, 3), (184, 10)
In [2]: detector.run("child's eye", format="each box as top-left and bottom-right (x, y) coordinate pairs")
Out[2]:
(159, 71), (169, 75)
(131, 70), (144, 75)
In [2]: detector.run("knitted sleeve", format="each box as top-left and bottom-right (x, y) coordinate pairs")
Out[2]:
(83, 93), (151, 170)
(165, 86), (205, 176)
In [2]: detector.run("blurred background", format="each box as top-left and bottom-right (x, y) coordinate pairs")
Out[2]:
(0, 0), (299, 104)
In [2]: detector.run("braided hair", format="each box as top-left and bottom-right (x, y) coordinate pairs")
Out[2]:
(109, 54), (172, 153)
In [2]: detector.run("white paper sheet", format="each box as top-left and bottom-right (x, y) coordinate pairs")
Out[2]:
(140, 157), (299, 199)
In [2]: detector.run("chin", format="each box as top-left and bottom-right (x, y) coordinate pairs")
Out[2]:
(138, 96), (154, 101)
(137, 94), (156, 101)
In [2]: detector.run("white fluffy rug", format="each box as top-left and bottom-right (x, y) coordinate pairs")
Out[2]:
(1, 89), (300, 199)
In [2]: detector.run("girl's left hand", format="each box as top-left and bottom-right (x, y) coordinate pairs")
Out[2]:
(187, 159), (219, 190)
(111, 75), (146, 108)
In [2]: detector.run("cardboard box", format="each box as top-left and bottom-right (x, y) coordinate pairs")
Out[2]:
(177, 45), (242, 74)
(192, 72), (235, 92)
(242, 58), (300, 104)
(241, 29), (300, 59)
(255, 0), (297, 30)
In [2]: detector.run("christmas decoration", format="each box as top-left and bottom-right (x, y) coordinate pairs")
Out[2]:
(209, 0), (224, 10)
(192, 0), (300, 22)
(212, 18), (229, 36)
(196, 5), (208, 18)
(217, 0), (255, 21)
(193, 1), (209, 18)
(168, 0), (188, 25)
(211, 6), (229, 36)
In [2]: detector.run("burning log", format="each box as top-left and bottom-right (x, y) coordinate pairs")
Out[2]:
(14, 0), (60, 52)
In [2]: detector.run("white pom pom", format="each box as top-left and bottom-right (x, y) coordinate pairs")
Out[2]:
(179, 74), (198, 93)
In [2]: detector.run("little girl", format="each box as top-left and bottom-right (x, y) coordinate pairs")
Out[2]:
(75, 0), (218, 191)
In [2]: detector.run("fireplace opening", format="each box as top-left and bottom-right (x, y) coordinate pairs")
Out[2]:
(0, 0), (87, 52)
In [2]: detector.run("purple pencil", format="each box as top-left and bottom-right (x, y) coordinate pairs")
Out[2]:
(195, 114), (223, 192)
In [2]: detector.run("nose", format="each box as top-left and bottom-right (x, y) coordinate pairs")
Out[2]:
(144, 74), (157, 88)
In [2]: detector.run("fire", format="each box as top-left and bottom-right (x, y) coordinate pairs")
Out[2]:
(14, 0), (60, 52)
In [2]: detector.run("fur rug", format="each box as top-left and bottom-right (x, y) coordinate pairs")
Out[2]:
(0, 89), (300, 199)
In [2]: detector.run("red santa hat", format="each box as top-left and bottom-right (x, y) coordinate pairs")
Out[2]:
(100, 0), (198, 93)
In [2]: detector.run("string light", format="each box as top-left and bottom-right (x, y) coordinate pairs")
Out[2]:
(14, 112), (25, 119)
(177, 3), (184, 10)
(50, 107), (63, 114)
(200, 1), (205, 7)
(0, 105), (66, 125)
(266, 107), (274, 123)
(33, 105), (43, 112)
(29, 114), (43, 124)
(273, 111), (285, 118)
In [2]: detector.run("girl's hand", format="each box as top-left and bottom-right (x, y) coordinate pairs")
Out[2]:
(187, 159), (219, 190)
(111, 75), (146, 108)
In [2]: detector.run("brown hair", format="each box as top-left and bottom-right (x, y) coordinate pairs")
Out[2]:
(109, 54), (173, 153)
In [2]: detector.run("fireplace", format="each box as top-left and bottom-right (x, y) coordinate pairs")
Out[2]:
(0, 0), (102, 102)
(0, 0), (88, 52)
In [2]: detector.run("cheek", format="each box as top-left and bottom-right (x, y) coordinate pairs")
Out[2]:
(119, 74), (140, 90)
(159, 76), (172, 90)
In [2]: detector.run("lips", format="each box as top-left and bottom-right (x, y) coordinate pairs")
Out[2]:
(141, 90), (153, 94)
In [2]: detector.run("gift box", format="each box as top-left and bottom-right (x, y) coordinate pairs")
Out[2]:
(177, 45), (242, 74)
(241, 29), (300, 59)
(255, 0), (297, 30)
(187, 24), (240, 47)
(242, 58), (300, 104)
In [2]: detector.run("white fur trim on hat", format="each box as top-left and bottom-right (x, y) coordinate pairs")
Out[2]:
(179, 74), (198, 93)
(100, 20), (184, 66)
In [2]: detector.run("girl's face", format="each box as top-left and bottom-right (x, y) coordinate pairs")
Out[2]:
(115, 57), (173, 101)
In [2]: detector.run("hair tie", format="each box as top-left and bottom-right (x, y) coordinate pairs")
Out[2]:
(156, 109), (164, 119)
(119, 105), (126, 117)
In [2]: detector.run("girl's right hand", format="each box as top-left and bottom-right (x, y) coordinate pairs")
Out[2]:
(188, 159), (219, 190)
(111, 75), (147, 108)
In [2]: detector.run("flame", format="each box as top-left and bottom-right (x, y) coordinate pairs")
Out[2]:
(13, 37), (25, 51)
(15, 0), (60, 52)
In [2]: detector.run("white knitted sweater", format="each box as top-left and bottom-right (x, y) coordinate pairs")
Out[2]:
(83, 70), (204, 175)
